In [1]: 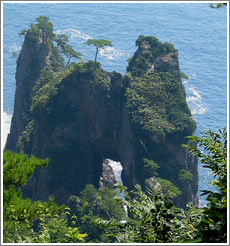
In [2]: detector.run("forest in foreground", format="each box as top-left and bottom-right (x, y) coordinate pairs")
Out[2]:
(3, 128), (227, 243)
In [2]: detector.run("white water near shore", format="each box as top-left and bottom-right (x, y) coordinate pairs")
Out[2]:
(2, 111), (12, 148)
(183, 78), (206, 116)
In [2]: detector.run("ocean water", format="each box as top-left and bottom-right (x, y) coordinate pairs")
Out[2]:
(2, 2), (228, 205)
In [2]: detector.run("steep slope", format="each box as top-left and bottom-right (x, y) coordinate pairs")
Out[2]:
(6, 31), (198, 208)
(6, 28), (63, 151)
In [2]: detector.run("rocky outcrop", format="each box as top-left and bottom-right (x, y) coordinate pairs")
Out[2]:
(145, 177), (162, 190)
(6, 30), (62, 151)
(99, 159), (117, 189)
(6, 31), (198, 209)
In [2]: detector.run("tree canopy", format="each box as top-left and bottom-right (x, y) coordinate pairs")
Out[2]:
(3, 151), (86, 243)
(84, 39), (112, 63)
(63, 44), (83, 67)
(35, 16), (56, 41)
(210, 3), (227, 8)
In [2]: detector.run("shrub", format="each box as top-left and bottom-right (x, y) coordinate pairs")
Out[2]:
(178, 169), (193, 181)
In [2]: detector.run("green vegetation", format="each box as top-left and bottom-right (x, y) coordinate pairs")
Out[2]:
(35, 16), (56, 41)
(28, 16), (55, 44)
(156, 177), (182, 198)
(30, 65), (75, 115)
(30, 61), (110, 113)
(125, 71), (195, 138)
(98, 184), (199, 243)
(97, 128), (227, 243)
(178, 169), (193, 181)
(55, 34), (83, 67)
(183, 128), (227, 242)
(125, 35), (195, 140)
(17, 120), (34, 151)
(127, 35), (175, 77)
(210, 3), (227, 8)
(4, 127), (227, 243)
(84, 39), (112, 63)
(3, 151), (86, 243)
(143, 158), (181, 198)
(143, 158), (160, 176)
(19, 16), (81, 71)
(62, 44), (83, 67)
(68, 184), (126, 242)
(3, 151), (49, 188)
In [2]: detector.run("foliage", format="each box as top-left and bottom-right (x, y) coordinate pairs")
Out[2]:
(55, 34), (69, 48)
(143, 158), (181, 198)
(20, 16), (80, 70)
(184, 128), (227, 243)
(210, 3), (227, 8)
(97, 128), (227, 243)
(84, 38), (112, 63)
(27, 16), (55, 44)
(125, 71), (195, 139)
(127, 35), (175, 77)
(49, 45), (65, 71)
(18, 29), (27, 37)
(143, 158), (159, 176)
(125, 35), (195, 140)
(11, 51), (19, 60)
(3, 151), (49, 188)
(3, 151), (86, 243)
(30, 65), (76, 115)
(68, 184), (126, 242)
(16, 120), (35, 151)
(98, 184), (200, 243)
(74, 61), (111, 93)
(156, 178), (182, 198)
(178, 169), (193, 182)
(35, 16), (56, 41)
(62, 44), (82, 67)
(180, 71), (189, 80)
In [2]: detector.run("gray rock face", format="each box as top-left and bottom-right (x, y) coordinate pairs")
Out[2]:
(145, 177), (162, 190)
(6, 33), (198, 209)
(6, 31), (50, 151)
(6, 30), (62, 151)
(99, 159), (117, 189)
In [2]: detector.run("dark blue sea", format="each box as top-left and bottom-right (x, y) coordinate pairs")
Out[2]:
(2, 2), (228, 205)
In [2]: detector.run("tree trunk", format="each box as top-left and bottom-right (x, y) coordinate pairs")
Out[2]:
(95, 47), (99, 63)
(66, 55), (72, 68)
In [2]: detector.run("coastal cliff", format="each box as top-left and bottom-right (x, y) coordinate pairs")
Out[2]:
(6, 26), (198, 208)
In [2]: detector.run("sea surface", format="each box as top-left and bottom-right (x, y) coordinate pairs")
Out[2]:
(2, 2), (228, 205)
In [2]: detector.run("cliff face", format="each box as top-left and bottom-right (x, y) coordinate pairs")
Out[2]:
(6, 30), (63, 151)
(6, 33), (198, 208)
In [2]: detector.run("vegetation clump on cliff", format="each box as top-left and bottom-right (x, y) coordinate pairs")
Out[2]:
(126, 35), (195, 139)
